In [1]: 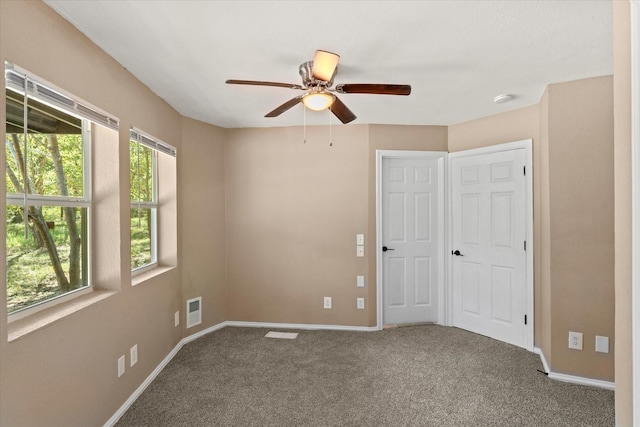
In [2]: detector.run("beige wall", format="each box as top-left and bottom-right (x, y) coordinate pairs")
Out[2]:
(448, 105), (540, 153)
(546, 76), (614, 380)
(180, 118), (227, 331)
(0, 2), (226, 425)
(225, 125), (372, 325)
(613, 1), (633, 425)
(538, 88), (552, 362)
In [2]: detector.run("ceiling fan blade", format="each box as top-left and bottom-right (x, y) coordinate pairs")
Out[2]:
(335, 83), (411, 96)
(311, 50), (340, 82)
(265, 96), (303, 117)
(330, 96), (357, 124)
(226, 79), (304, 90)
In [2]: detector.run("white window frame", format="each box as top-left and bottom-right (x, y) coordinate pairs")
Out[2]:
(129, 127), (175, 276)
(4, 62), (117, 318)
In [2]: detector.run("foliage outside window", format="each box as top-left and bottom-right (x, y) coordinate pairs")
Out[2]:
(5, 81), (90, 313)
(130, 130), (159, 272)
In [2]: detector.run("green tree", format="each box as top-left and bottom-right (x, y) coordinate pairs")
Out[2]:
(6, 132), (83, 292)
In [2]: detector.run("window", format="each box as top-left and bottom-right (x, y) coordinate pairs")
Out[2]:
(129, 128), (175, 273)
(5, 62), (118, 315)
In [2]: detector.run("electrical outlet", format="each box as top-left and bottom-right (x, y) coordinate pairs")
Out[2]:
(356, 246), (364, 257)
(356, 276), (365, 288)
(324, 297), (332, 309)
(130, 344), (138, 367)
(174, 311), (180, 327)
(568, 331), (583, 350)
(117, 355), (125, 377)
(356, 234), (365, 245)
(357, 297), (365, 310)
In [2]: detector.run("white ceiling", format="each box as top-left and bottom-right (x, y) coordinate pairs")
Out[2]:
(44, 1), (613, 129)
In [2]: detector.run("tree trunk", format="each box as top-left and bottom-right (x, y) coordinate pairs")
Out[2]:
(8, 133), (72, 291)
(29, 205), (70, 291)
(48, 135), (82, 288)
(5, 160), (24, 193)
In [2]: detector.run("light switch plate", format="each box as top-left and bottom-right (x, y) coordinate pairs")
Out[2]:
(356, 234), (365, 245)
(130, 345), (138, 367)
(356, 246), (364, 257)
(117, 355), (125, 378)
(357, 276), (365, 287)
(595, 335), (609, 353)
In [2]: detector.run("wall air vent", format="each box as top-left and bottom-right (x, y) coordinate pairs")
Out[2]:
(186, 297), (202, 328)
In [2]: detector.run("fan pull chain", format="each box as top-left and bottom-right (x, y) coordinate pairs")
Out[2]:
(303, 105), (307, 144)
(329, 107), (333, 147)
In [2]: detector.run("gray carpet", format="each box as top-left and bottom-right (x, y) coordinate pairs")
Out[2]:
(115, 325), (614, 426)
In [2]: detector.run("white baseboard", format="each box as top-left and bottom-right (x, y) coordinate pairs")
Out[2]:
(104, 321), (228, 427)
(104, 320), (376, 426)
(533, 347), (615, 391)
(183, 320), (229, 344)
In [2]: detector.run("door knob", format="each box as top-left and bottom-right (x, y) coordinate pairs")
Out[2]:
(452, 250), (463, 256)
(382, 246), (395, 252)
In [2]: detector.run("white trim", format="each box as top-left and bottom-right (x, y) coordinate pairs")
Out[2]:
(533, 347), (615, 391)
(375, 150), (448, 330)
(447, 139), (534, 351)
(631, 0), (640, 423)
(225, 321), (379, 332)
(7, 286), (93, 322)
(182, 321), (229, 344)
(533, 347), (551, 374)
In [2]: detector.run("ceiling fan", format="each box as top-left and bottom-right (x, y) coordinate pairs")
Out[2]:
(226, 50), (411, 124)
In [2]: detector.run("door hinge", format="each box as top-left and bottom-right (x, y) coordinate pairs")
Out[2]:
(524, 241), (526, 251)
(524, 315), (528, 325)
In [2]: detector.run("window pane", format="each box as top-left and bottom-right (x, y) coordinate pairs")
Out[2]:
(131, 207), (155, 270)
(6, 205), (88, 313)
(130, 141), (154, 203)
(5, 89), (84, 197)
(5, 89), (25, 194)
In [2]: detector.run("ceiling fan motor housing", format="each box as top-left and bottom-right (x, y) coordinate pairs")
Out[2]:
(299, 61), (335, 88)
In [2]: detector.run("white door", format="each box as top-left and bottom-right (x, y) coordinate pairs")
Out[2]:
(382, 157), (440, 325)
(451, 148), (527, 348)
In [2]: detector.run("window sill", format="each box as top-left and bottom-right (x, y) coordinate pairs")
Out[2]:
(131, 265), (175, 287)
(8, 290), (116, 342)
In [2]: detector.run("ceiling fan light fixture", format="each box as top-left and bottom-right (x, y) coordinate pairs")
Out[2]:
(302, 92), (335, 111)
(312, 50), (340, 82)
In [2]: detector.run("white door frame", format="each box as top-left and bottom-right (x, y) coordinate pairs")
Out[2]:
(447, 139), (534, 351)
(376, 150), (448, 330)
(631, 0), (640, 422)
